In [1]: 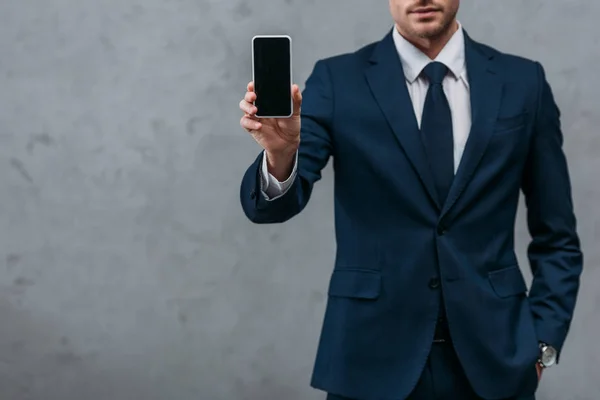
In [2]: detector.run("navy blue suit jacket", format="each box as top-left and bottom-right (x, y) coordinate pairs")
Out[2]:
(240, 30), (583, 400)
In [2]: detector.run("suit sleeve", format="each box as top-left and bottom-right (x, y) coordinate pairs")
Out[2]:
(521, 62), (583, 359)
(240, 59), (334, 223)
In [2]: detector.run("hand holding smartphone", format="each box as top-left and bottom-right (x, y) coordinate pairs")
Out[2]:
(240, 34), (301, 181)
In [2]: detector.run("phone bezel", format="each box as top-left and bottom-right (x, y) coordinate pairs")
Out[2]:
(251, 34), (293, 119)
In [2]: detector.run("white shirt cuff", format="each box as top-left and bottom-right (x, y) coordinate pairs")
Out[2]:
(259, 150), (298, 200)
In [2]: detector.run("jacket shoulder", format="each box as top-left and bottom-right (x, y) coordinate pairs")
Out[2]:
(472, 39), (542, 81)
(315, 39), (380, 73)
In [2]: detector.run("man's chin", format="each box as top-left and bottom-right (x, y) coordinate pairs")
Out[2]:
(412, 23), (447, 39)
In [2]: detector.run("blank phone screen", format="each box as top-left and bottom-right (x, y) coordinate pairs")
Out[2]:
(253, 37), (292, 117)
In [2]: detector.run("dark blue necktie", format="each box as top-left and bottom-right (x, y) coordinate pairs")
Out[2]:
(420, 62), (454, 204)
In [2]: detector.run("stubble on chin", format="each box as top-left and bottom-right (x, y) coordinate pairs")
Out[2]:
(412, 18), (455, 39)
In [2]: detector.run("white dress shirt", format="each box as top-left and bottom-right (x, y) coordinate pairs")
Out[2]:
(260, 23), (471, 200)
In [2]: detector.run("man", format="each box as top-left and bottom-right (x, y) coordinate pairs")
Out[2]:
(238, 1), (583, 399)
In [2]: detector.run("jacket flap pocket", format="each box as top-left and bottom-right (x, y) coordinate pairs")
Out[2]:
(328, 269), (381, 300)
(494, 112), (528, 132)
(488, 265), (527, 298)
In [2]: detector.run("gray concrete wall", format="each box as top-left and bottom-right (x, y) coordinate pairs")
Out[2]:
(0, 1), (597, 399)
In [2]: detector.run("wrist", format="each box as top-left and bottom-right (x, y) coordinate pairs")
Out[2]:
(266, 145), (297, 161)
(265, 148), (297, 181)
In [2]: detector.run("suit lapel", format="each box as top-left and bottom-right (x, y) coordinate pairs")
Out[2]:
(440, 32), (503, 218)
(365, 31), (441, 210)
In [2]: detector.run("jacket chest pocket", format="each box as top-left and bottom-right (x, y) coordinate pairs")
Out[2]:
(487, 112), (531, 161)
(493, 112), (528, 135)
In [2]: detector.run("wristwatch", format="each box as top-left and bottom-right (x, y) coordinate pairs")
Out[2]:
(538, 342), (557, 368)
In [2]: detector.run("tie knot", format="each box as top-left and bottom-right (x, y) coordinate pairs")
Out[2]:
(422, 61), (448, 85)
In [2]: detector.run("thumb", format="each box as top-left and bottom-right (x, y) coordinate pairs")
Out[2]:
(292, 84), (302, 116)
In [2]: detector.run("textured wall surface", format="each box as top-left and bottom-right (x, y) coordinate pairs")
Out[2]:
(0, 1), (598, 399)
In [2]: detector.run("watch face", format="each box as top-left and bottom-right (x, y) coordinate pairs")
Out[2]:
(541, 346), (557, 367)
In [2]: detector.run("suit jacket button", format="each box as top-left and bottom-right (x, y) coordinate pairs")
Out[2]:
(250, 190), (256, 199)
(437, 226), (447, 235)
(429, 277), (440, 289)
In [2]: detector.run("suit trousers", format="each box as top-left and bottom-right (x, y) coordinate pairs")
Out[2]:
(326, 341), (536, 400)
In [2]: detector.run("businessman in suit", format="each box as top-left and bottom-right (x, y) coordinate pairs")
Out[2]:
(238, 0), (583, 399)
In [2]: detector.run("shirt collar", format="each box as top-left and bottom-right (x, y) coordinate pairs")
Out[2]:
(392, 21), (467, 84)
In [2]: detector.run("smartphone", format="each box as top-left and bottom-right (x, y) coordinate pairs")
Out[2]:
(252, 35), (293, 118)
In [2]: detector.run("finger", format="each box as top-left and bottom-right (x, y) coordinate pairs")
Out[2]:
(239, 99), (257, 115)
(247, 81), (254, 92)
(240, 115), (262, 132)
(292, 84), (302, 115)
(244, 90), (257, 104)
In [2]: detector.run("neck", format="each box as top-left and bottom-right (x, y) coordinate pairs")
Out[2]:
(397, 20), (458, 59)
